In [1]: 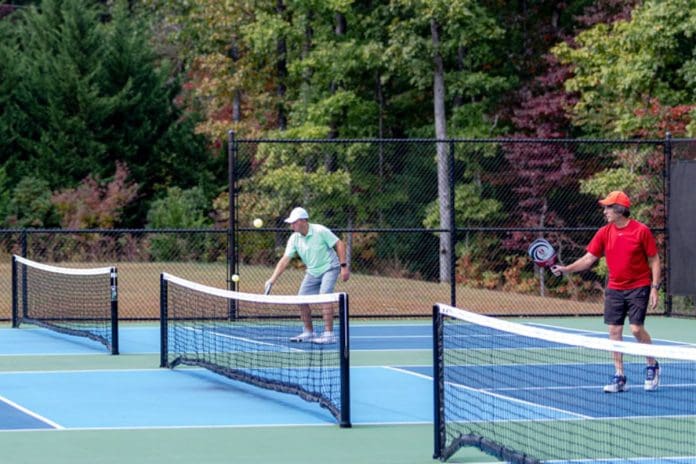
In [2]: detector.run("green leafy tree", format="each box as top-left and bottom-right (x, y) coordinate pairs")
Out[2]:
(5, 176), (59, 228)
(384, 0), (508, 282)
(553, 0), (696, 137)
(146, 186), (213, 261)
(552, 0), (692, 230)
(423, 183), (504, 228)
(140, 0), (276, 140)
(147, 186), (211, 229)
(241, 129), (352, 223)
(0, 166), (11, 225)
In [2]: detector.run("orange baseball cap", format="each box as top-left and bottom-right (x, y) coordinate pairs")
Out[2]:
(598, 191), (631, 208)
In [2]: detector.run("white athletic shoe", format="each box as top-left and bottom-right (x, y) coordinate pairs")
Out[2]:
(289, 331), (316, 342)
(644, 361), (660, 391)
(311, 332), (337, 344)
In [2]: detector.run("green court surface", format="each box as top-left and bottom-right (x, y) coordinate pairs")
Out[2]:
(0, 315), (692, 464)
(0, 424), (497, 464)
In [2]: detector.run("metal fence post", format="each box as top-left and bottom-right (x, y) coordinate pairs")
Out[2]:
(20, 229), (27, 257)
(449, 140), (456, 307)
(227, 130), (238, 319)
(664, 132), (672, 316)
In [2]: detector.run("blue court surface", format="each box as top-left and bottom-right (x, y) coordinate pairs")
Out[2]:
(0, 366), (431, 429)
(0, 321), (665, 356)
(0, 324), (439, 432)
(0, 321), (694, 464)
(0, 323), (440, 356)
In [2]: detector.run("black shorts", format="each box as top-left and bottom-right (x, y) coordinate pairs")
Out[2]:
(604, 286), (650, 326)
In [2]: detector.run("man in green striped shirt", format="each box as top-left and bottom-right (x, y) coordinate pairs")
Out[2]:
(266, 207), (350, 344)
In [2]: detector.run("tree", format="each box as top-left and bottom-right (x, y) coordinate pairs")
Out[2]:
(0, 0), (213, 226)
(553, 0), (696, 138)
(147, 186), (217, 261)
(52, 162), (139, 229)
(550, 0), (695, 230)
(147, 186), (211, 229)
(384, 0), (506, 282)
(139, 0), (288, 140)
(0, 167), (12, 226)
(5, 177), (59, 228)
(498, 0), (645, 254)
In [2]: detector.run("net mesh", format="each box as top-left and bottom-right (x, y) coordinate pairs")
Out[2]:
(433, 303), (696, 464)
(160, 273), (350, 427)
(12, 255), (118, 354)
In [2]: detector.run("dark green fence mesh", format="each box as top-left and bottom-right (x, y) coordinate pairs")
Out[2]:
(0, 137), (694, 320)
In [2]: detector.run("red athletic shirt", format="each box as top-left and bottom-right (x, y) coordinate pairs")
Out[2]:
(586, 219), (658, 290)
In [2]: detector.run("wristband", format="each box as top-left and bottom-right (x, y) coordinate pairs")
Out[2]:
(651, 284), (660, 289)
(340, 263), (348, 268)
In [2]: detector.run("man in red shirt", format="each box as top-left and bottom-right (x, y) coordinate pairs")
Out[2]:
(551, 191), (661, 392)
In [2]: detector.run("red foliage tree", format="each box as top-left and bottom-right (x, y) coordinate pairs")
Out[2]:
(501, 0), (641, 236)
(52, 162), (139, 229)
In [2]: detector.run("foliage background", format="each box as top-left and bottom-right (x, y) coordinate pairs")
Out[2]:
(0, 0), (694, 295)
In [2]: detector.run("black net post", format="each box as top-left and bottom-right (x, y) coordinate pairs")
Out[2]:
(110, 267), (119, 355)
(159, 273), (168, 368)
(433, 303), (444, 460)
(11, 255), (18, 328)
(339, 293), (351, 428)
(20, 255), (27, 323)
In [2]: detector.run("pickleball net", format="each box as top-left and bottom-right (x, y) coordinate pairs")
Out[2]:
(159, 273), (351, 427)
(11, 255), (119, 354)
(433, 303), (696, 464)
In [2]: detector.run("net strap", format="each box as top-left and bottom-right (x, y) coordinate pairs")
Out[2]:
(162, 272), (342, 305)
(13, 255), (113, 275)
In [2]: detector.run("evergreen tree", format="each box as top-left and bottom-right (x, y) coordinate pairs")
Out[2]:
(0, 0), (216, 226)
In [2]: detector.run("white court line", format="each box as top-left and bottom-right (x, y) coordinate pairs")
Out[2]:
(0, 368), (163, 375)
(351, 333), (520, 339)
(0, 395), (64, 429)
(493, 382), (696, 391)
(383, 365), (433, 381)
(528, 323), (696, 347)
(385, 365), (596, 421)
(182, 326), (304, 352)
(1, 421), (429, 432)
(0, 352), (109, 357)
(545, 456), (696, 463)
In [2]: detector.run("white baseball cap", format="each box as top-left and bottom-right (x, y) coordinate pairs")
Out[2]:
(284, 207), (309, 223)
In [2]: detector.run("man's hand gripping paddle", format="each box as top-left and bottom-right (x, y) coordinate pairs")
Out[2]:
(528, 238), (563, 276)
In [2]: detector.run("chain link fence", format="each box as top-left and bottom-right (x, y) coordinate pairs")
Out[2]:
(0, 229), (229, 320)
(231, 136), (690, 318)
(0, 136), (693, 320)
